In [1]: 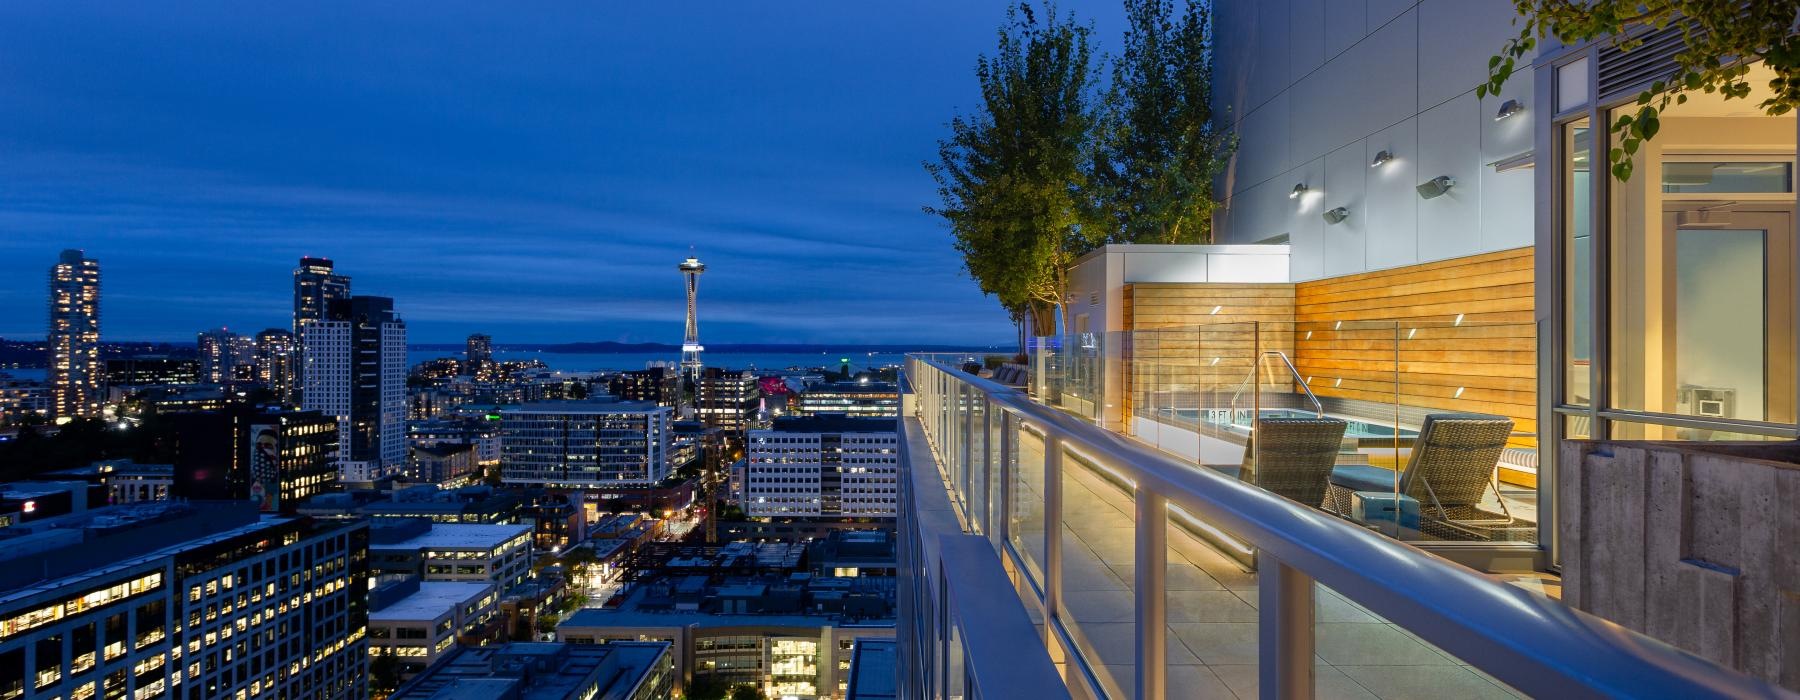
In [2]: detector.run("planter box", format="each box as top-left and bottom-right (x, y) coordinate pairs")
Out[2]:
(1561, 439), (1800, 690)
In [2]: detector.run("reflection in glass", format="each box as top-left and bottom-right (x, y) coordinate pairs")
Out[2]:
(1564, 121), (1592, 406)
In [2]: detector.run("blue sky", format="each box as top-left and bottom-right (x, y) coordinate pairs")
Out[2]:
(0, 1), (1126, 345)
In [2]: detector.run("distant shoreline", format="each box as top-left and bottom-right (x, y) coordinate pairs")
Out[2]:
(407, 342), (1005, 354)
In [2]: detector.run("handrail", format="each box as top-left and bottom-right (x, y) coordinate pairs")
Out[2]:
(907, 354), (1792, 700)
(1227, 350), (1324, 419)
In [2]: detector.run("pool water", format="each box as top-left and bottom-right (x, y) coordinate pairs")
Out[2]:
(1169, 408), (1419, 439)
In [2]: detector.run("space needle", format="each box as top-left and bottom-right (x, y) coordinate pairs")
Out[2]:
(678, 254), (706, 379)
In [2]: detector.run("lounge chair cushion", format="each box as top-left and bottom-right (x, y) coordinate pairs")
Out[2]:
(1329, 465), (1397, 493)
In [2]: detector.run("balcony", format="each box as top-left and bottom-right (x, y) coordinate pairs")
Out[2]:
(1029, 320), (1543, 558)
(896, 354), (1783, 699)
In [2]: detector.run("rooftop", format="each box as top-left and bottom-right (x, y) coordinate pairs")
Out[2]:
(371, 522), (532, 551)
(764, 414), (897, 434)
(390, 641), (671, 700)
(504, 399), (665, 415)
(846, 638), (898, 700)
(371, 581), (495, 622)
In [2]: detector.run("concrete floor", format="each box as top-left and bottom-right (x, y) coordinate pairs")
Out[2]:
(1009, 431), (1531, 700)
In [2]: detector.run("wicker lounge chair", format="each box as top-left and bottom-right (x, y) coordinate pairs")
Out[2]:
(1327, 413), (1516, 538)
(1221, 417), (1347, 507)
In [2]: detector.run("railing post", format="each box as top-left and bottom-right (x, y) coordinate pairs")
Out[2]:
(996, 413), (1011, 549)
(1258, 557), (1314, 700)
(1135, 489), (1168, 700)
(1043, 431), (1064, 635)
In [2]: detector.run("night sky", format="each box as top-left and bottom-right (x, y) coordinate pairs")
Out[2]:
(0, 1), (1126, 345)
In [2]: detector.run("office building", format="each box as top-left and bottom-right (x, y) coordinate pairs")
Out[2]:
(47, 249), (102, 419)
(0, 501), (368, 700)
(43, 460), (175, 505)
(195, 328), (243, 385)
(557, 573), (893, 699)
(171, 407), (340, 511)
(607, 367), (681, 407)
(696, 368), (759, 431)
(367, 579), (500, 677)
(0, 375), (52, 425)
(368, 519), (534, 588)
(302, 295), (407, 483)
(0, 481), (104, 527)
(745, 415), (898, 518)
(293, 256), (350, 397)
(255, 328), (298, 402)
(103, 357), (200, 388)
(390, 641), (674, 700)
(464, 333), (492, 377)
(500, 400), (673, 488)
(408, 442), (478, 487)
(292, 256), (351, 331)
(795, 381), (900, 418)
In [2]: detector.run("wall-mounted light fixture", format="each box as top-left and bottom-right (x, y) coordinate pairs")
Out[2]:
(1494, 98), (1524, 121)
(1416, 175), (1456, 199)
(1369, 150), (1393, 168)
(1289, 183), (1308, 199)
(1323, 207), (1350, 224)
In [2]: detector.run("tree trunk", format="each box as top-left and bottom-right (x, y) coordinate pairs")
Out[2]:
(1028, 300), (1058, 337)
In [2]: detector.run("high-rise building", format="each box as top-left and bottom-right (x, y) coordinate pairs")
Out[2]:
(696, 368), (760, 431)
(678, 255), (705, 379)
(745, 414), (898, 518)
(796, 381), (901, 418)
(293, 256), (350, 395)
(500, 399), (673, 488)
(302, 296), (406, 483)
(256, 328), (298, 401)
(195, 327), (241, 384)
(103, 357), (201, 387)
(292, 256), (351, 331)
(47, 249), (102, 418)
(464, 333), (492, 376)
(0, 501), (368, 700)
(608, 366), (681, 407)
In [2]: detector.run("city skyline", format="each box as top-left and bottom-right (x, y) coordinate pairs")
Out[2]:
(0, 1), (1129, 346)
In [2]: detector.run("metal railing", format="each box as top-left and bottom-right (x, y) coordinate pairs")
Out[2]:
(905, 354), (1790, 700)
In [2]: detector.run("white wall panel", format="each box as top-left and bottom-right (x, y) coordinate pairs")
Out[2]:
(1324, 0), (1368, 58)
(1229, 91), (1291, 194)
(1366, 0), (1413, 31)
(1418, 0), (1528, 108)
(1287, 157), (1328, 281)
(1364, 118), (1420, 269)
(1322, 142), (1370, 276)
(1245, 0), (1292, 111)
(1290, 0), (1325, 83)
(1287, 8), (1416, 173)
(1415, 92), (1483, 262)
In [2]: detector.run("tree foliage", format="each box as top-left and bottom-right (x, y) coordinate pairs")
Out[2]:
(1090, 0), (1234, 244)
(1483, 0), (1800, 180)
(926, 2), (1102, 336)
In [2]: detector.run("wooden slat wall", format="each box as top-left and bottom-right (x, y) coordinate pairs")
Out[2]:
(1123, 283), (1296, 419)
(1293, 247), (1538, 452)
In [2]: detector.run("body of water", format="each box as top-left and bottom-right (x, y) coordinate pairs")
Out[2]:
(1, 368), (45, 382)
(408, 349), (921, 374)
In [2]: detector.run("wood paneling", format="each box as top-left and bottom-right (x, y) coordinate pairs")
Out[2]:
(1117, 248), (1538, 482)
(1294, 247), (1537, 449)
(1123, 284), (1295, 419)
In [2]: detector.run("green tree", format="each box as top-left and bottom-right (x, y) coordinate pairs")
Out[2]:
(927, 2), (1103, 337)
(1483, 0), (1800, 180)
(684, 678), (728, 700)
(1090, 0), (1234, 244)
(728, 685), (764, 700)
